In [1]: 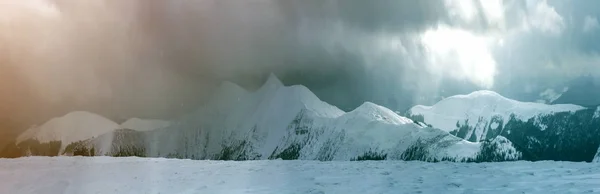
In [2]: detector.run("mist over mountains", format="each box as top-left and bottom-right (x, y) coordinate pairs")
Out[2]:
(3, 75), (599, 163)
(1, 0), (600, 163)
(552, 75), (600, 107)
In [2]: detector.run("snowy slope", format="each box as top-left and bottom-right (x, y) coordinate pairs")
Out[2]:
(15, 75), (519, 161)
(2, 157), (600, 194)
(120, 118), (171, 131)
(58, 117), (171, 157)
(15, 111), (120, 152)
(110, 75), (518, 161)
(595, 107), (600, 163)
(409, 90), (585, 142)
(595, 147), (600, 163)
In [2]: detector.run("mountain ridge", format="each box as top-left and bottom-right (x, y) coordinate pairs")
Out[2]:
(5, 75), (520, 162)
(409, 90), (584, 139)
(409, 90), (600, 162)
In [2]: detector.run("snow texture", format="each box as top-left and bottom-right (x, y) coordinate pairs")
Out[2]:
(15, 75), (519, 161)
(409, 90), (585, 141)
(1, 157), (599, 194)
(137, 74), (495, 161)
(594, 145), (600, 163)
(596, 107), (600, 162)
(15, 111), (120, 152)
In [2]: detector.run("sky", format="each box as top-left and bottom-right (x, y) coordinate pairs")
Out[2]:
(1, 0), (600, 142)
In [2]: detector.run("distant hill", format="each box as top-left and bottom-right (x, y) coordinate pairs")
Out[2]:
(552, 75), (600, 107)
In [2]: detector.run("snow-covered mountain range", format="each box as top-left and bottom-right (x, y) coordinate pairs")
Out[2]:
(409, 91), (600, 162)
(4, 74), (519, 162)
(409, 90), (585, 141)
(5, 75), (599, 162)
(91, 74), (519, 161)
(15, 111), (120, 153)
(10, 113), (170, 156)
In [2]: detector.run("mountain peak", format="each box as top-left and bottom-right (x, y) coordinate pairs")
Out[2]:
(452, 90), (505, 100)
(409, 90), (585, 136)
(468, 90), (502, 97)
(16, 111), (120, 148)
(552, 75), (600, 107)
(265, 73), (283, 87)
(256, 73), (284, 93)
(346, 102), (413, 125)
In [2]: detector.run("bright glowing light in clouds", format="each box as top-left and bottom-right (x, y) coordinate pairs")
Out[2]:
(445, 0), (505, 29)
(524, 0), (564, 35)
(445, 0), (478, 22)
(479, 0), (505, 27)
(421, 25), (497, 88)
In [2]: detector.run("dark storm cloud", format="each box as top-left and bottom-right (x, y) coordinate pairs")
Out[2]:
(490, 0), (600, 101)
(2, 0), (600, 148)
(0, 0), (453, 119)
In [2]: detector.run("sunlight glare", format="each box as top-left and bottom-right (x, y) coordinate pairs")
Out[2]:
(421, 25), (497, 88)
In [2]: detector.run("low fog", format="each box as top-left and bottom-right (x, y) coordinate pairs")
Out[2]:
(1, 0), (600, 147)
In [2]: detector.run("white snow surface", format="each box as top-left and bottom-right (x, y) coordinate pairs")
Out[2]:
(594, 106), (600, 119)
(594, 148), (600, 163)
(15, 111), (120, 151)
(2, 157), (600, 194)
(120, 118), (171, 132)
(409, 90), (585, 135)
(140, 74), (489, 161)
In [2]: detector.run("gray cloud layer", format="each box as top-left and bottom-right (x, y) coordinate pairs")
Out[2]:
(1, 0), (599, 141)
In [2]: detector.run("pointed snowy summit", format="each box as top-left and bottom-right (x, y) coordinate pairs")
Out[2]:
(345, 102), (413, 125)
(263, 73), (284, 88)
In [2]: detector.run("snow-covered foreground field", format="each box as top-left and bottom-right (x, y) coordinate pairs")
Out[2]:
(1, 157), (599, 194)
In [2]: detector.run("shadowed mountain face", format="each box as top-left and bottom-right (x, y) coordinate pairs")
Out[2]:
(409, 91), (600, 162)
(1, 76), (521, 162)
(450, 109), (600, 162)
(4, 76), (599, 162)
(553, 76), (600, 107)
